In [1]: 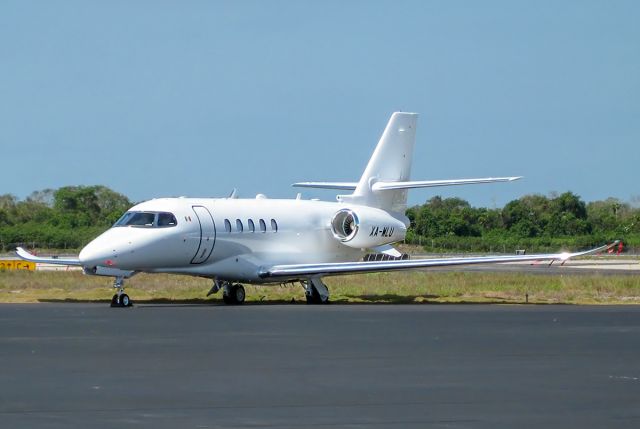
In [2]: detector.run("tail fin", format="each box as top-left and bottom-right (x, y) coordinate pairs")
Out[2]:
(293, 112), (520, 213)
(349, 112), (418, 212)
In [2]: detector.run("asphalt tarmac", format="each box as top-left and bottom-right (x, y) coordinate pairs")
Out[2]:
(1, 303), (639, 428)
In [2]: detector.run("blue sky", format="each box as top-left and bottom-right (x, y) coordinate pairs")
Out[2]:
(1, 1), (638, 208)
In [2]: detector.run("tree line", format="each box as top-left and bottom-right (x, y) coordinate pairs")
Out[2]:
(406, 192), (640, 253)
(0, 186), (637, 253)
(0, 186), (131, 250)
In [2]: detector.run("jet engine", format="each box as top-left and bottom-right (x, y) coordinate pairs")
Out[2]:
(330, 207), (407, 249)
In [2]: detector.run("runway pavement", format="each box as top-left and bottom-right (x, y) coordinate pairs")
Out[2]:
(1, 303), (639, 428)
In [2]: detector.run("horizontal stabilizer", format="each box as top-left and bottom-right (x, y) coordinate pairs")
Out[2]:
(371, 176), (522, 191)
(292, 177), (521, 193)
(292, 182), (358, 190)
(16, 247), (81, 266)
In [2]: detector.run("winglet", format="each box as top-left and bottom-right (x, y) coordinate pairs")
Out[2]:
(563, 240), (621, 260)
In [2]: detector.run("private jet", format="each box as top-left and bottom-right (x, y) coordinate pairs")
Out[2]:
(16, 112), (617, 307)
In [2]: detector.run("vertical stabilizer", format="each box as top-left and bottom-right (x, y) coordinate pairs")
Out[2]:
(349, 112), (418, 212)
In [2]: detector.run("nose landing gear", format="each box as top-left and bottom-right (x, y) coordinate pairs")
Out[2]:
(110, 276), (132, 308)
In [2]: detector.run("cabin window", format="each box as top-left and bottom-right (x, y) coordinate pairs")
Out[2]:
(271, 219), (278, 232)
(259, 219), (266, 233)
(236, 219), (243, 233)
(224, 219), (231, 233)
(248, 219), (255, 232)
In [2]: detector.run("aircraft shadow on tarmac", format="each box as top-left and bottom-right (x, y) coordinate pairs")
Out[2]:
(340, 294), (573, 305)
(36, 295), (573, 306)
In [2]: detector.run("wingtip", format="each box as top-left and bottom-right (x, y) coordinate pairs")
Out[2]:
(15, 246), (34, 261)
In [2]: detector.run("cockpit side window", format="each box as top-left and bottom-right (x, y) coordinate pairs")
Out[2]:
(114, 211), (178, 228)
(125, 212), (156, 227)
(157, 212), (178, 227)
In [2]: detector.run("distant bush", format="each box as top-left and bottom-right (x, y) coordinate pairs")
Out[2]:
(406, 193), (639, 254)
(0, 186), (131, 251)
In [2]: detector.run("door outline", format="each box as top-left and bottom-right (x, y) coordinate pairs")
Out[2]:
(190, 205), (216, 264)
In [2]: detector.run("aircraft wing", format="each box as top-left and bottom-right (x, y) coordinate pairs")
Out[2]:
(15, 247), (81, 266)
(259, 241), (618, 279)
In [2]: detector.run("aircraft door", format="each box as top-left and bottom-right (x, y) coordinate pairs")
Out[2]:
(191, 205), (216, 264)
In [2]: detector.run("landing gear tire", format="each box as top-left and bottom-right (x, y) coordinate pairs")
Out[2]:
(110, 276), (133, 308)
(223, 284), (245, 305)
(119, 294), (131, 307)
(233, 284), (246, 304)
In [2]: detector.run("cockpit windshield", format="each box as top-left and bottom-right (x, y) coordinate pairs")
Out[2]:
(114, 211), (178, 228)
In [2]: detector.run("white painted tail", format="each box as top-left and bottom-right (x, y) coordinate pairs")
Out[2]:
(349, 112), (418, 212)
(293, 111), (520, 213)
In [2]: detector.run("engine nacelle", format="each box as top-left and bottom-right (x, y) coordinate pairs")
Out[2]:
(330, 207), (407, 249)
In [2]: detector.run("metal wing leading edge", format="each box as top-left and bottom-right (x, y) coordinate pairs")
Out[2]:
(15, 247), (81, 266)
(259, 242), (619, 280)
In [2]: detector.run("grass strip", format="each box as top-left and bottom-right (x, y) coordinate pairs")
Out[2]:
(1, 270), (639, 305)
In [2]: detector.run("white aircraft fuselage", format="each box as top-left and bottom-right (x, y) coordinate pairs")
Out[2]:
(79, 197), (406, 284)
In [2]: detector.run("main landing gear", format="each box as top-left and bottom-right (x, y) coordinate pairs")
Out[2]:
(223, 283), (246, 305)
(110, 276), (132, 308)
(303, 277), (330, 304)
(206, 278), (331, 306)
(207, 280), (246, 305)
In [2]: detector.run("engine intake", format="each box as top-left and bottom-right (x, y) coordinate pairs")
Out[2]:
(331, 209), (359, 242)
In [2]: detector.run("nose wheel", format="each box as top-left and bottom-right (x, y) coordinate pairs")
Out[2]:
(110, 276), (132, 308)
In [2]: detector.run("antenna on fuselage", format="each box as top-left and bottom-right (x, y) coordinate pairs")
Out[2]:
(228, 188), (238, 199)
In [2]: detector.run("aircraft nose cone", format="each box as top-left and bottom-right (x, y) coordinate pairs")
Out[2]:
(79, 227), (148, 269)
(79, 240), (115, 267)
(79, 228), (130, 267)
